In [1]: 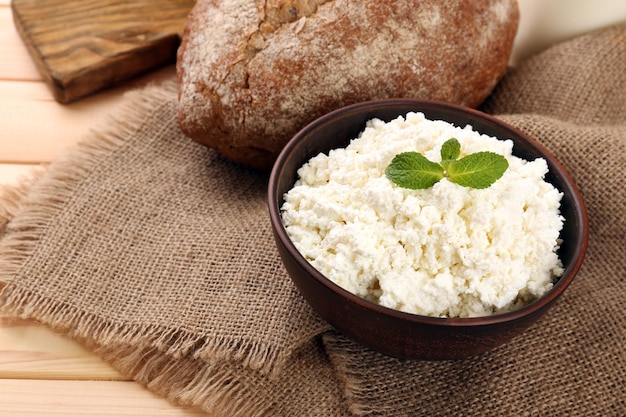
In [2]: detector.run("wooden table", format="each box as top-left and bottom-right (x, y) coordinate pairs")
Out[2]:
(1, 0), (625, 415)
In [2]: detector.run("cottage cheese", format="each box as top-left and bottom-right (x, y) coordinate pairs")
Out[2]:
(281, 112), (564, 318)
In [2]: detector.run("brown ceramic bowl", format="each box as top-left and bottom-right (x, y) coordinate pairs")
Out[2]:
(268, 99), (588, 360)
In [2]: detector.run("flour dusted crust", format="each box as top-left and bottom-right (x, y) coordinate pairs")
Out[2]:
(177, 0), (520, 169)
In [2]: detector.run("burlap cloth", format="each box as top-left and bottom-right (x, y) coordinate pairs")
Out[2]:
(1, 23), (625, 417)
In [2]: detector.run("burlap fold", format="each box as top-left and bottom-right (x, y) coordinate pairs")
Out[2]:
(1, 22), (625, 417)
(0, 83), (346, 416)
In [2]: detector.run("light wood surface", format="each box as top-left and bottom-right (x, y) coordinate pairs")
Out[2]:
(1, 0), (625, 415)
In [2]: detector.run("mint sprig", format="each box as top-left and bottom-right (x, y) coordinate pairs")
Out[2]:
(385, 138), (508, 190)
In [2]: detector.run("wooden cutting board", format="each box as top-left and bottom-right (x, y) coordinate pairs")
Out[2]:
(11, 0), (196, 103)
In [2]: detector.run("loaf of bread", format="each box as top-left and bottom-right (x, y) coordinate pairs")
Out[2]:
(177, 0), (519, 169)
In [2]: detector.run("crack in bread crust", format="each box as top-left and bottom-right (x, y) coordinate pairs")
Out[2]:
(246, 1), (329, 58)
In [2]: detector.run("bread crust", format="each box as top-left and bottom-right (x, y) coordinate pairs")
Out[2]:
(177, 0), (520, 169)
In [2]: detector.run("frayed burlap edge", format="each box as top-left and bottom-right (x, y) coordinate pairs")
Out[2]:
(0, 166), (46, 239)
(0, 83), (176, 368)
(1, 278), (293, 372)
(95, 342), (275, 417)
(0, 82), (202, 372)
(89, 333), (349, 417)
(0, 287), (314, 417)
(0, 80), (329, 417)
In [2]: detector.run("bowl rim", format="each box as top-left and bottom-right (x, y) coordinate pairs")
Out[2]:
(268, 98), (589, 327)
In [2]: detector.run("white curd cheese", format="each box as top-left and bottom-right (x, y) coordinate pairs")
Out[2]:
(281, 112), (564, 318)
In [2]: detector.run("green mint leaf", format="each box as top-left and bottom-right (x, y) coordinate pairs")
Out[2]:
(445, 151), (509, 189)
(385, 152), (444, 189)
(385, 138), (509, 190)
(440, 138), (461, 162)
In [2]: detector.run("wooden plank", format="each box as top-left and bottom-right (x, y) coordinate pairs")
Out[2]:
(0, 379), (209, 416)
(0, 79), (114, 163)
(0, 164), (39, 186)
(0, 315), (125, 380)
(0, 64), (175, 164)
(11, 0), (194, 103)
